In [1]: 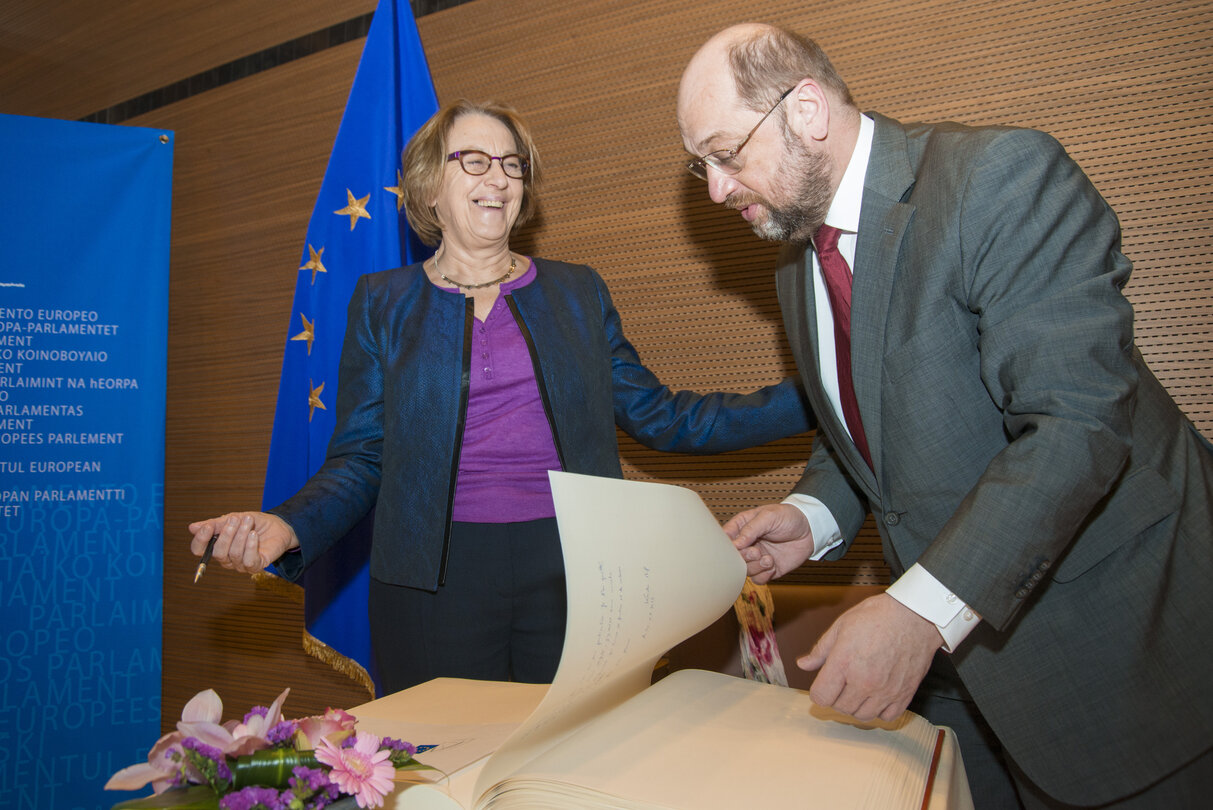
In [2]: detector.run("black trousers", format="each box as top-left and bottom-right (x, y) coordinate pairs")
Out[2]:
(368, 518), (566, 695)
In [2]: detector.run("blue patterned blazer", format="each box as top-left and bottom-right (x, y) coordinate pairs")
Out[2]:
(273, 258), (812, 590)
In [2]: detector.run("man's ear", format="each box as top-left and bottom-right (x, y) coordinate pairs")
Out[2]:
(785, 79), (831, 143)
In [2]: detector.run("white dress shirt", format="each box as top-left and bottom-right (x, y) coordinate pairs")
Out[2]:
(784, 114), (981, 651)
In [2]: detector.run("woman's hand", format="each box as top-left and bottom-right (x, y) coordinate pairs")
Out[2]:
(188, 512), (299, 574)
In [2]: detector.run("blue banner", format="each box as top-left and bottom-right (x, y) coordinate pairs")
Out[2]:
(0, 115), (172, 809)
(261, 0), (438, 695)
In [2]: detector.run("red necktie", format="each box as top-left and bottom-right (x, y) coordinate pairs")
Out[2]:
(815, 224), (873, 469)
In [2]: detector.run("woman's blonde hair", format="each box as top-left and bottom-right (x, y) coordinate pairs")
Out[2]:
(401, 99), (542, 246)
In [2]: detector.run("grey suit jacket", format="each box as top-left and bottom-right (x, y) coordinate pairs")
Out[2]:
(775, 113), (1213, 803)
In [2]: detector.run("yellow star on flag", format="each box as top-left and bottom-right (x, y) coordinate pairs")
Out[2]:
(308, 379), (327, 421)
(299, 244), (327, 284)
(384, 170), (406, 212)
(334, 189), (371, 230)
(291, 313), (315, 355)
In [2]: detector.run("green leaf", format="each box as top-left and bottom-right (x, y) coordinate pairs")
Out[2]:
(232, 748), (322, 788)
(397, 759), (441, 773)
(108, 785), (220, 810)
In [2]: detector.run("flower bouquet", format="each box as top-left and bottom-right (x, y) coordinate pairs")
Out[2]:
(105, 688), (437, 810)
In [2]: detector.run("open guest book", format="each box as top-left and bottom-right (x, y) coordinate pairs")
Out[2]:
(354, 472), (970, 810)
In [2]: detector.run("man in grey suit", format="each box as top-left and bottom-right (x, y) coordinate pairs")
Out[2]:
(677, 23), (1213, 809)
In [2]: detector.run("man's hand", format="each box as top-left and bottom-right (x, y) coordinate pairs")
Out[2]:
(798, 594), (943, 722)
(723, 503), (816, 584)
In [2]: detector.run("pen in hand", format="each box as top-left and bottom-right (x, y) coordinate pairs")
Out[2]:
(194, 534), (219, 583)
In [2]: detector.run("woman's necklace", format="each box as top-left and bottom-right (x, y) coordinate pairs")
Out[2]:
(436, 252), (516, 290)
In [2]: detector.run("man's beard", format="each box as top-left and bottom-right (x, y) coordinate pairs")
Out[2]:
(728, 132), (833, 244)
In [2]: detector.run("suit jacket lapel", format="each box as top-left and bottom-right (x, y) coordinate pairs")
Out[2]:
(775, 245), (828, 422)
(852, 113), (917, 479)
(775, 245), (825, 398)
(777, 243), (877, 494)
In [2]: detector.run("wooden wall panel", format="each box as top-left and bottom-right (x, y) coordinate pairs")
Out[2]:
(417, 0), (1213, 586)
(0, 0), (1208, 729)
(0, 0), (376, 120)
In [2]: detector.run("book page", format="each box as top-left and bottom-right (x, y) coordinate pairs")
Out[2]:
(491, 668), (943, 810)
(350, 679), (547, 810)
(471, 472), (746, 801)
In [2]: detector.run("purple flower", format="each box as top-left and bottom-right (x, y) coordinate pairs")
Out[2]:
(267, 719), (299, 746)
(107, 687), (434, 810)
(381, 737), (417, 757)
(243, 706), (271, 724)
(220, 785), (287, 810)
(289, 765), (331, 793)
(181, 737), (234, 780)
(284, 765), (341, 810)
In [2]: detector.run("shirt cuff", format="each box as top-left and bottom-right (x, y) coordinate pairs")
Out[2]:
(782, 493), (845, 559)
(886, 564), (982, 653)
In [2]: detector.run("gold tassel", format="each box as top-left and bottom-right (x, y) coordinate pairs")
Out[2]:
(250, 570), (304, 604)
(302, 630), (376, 700)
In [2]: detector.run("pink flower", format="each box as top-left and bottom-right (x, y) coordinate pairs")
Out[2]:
(179, 687), (290, 758)
(105, 687), (291, 794)
(315, 731), (395, 808)
(104, 734), (186, 794)
(296, 707), (357, 749)
(105, 689), (232, 793)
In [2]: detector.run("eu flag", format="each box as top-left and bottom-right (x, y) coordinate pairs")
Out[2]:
(262, 0), (438, 697)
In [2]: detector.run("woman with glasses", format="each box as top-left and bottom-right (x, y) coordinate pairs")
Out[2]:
(188, 99), (813, 692)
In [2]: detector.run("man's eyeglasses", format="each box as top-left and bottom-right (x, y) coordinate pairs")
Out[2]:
(447, 150), (529, 179)
(686, 87), (794, 180)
